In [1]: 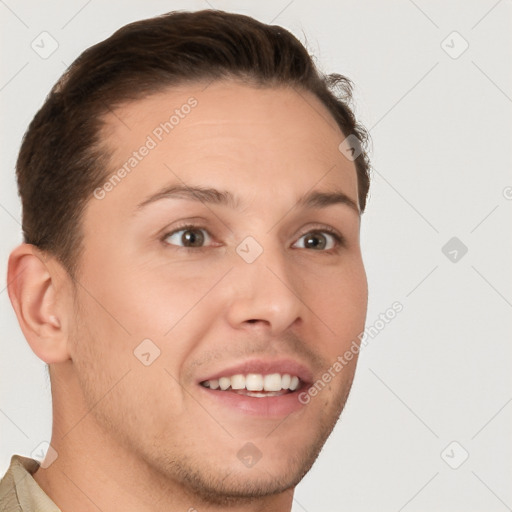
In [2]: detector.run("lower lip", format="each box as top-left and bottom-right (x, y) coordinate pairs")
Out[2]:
(198, 386), (308, 417)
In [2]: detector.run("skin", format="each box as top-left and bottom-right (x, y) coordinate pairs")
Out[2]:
(8, 81), (368, 512)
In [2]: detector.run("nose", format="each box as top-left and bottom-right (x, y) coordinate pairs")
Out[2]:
(224, 242), (304, 335)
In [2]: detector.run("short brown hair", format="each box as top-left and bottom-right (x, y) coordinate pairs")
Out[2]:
(16, 9), (371, 278)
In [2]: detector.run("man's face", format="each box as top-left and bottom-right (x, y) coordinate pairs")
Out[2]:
(67, 81), (367, 500)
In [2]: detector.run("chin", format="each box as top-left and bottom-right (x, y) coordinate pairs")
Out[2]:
(152, 417), (336, 506)
(173, 462), (306, 506)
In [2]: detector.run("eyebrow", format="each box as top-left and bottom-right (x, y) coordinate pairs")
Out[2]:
(135, 184), (360, 215)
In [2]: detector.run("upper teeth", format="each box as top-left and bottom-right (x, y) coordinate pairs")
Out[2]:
(203, 373), (300, 392)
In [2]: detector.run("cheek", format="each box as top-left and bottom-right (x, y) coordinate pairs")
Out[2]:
(80, 251), (215, 341)
(70, 288), (189, 436)
(308, 260), (368, 352)
(71, 259), (224, 395)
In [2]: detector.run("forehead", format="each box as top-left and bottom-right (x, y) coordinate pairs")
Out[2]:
(91, 81), (358, 219)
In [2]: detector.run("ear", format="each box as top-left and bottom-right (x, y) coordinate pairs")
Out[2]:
(7, 243), (72, 363)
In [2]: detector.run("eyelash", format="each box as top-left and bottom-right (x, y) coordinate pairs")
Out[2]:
(161, 223), (346, 253)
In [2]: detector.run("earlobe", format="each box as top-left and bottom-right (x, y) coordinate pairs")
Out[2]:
(7, 243), (71, 364)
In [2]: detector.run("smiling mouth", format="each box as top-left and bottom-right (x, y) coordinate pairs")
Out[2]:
(200, 372), (302, 398)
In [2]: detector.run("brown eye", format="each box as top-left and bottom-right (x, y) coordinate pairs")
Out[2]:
(293, 230), (340, 251)
(164, 227), (211, 248)
(304, 233), (327, 249)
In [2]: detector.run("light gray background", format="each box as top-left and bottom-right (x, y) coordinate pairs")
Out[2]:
(1, 1), (511, 511)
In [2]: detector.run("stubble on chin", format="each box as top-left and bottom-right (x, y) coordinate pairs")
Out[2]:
(147, 370), (356, 507)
